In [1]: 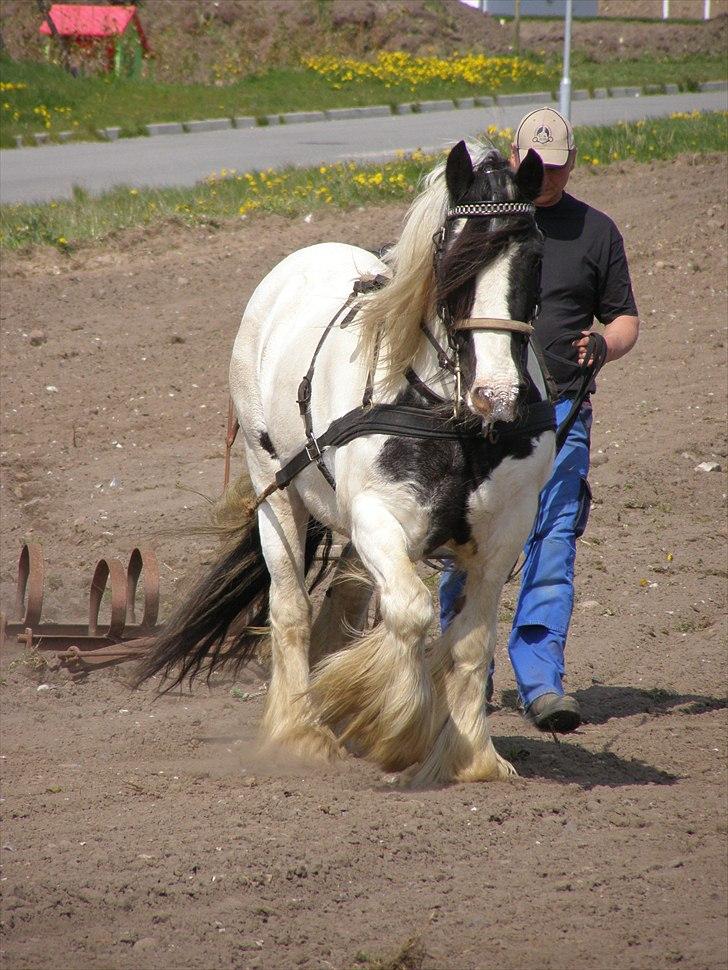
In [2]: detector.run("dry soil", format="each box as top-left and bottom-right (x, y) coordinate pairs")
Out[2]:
(0, 155), (727, 970)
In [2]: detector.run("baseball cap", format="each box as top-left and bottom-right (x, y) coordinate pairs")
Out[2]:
(515, 107), (575, 166)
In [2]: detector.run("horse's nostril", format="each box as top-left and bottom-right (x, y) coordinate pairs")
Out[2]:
(471, 387), (494, 415)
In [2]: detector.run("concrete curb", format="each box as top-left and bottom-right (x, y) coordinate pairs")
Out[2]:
(325, 105), (390, 120)
(280, 110), (326, 124)
(418, 99), (458, 112)
(184, 118), (231, 133)
(498, 90), (553, 106)
(609, 86), (642, 98)
(145, 122), (184, 136)
(14, 80), (728, 148)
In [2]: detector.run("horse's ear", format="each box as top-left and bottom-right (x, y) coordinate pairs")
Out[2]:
(514, 148), (544, 201)
(445, 140), (474, 202)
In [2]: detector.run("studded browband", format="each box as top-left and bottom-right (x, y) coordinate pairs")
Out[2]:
(444, 201), (537, 334)
(447, 201), (536, 219)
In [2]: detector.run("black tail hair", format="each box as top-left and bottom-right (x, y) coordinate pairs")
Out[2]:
(133, 515), (331, 691)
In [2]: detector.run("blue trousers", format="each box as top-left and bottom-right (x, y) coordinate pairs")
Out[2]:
(439, 398), (593, 709)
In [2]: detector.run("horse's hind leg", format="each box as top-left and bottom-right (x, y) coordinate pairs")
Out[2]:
(310, 542), (373, 665)
(309, 494), (435, 771)
(258, 489), (342, 761)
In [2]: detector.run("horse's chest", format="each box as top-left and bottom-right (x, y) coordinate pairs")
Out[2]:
(377, 425), (535, 551)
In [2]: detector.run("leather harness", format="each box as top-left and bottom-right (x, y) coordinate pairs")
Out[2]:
(248, 199), (602, 514)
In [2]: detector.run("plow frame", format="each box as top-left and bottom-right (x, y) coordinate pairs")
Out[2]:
(0, 542), (163, 674)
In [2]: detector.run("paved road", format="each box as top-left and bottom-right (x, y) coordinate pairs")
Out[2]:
(1, 90), (725, 204)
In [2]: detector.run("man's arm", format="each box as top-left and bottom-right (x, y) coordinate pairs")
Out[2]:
(573, 314), (639, 367)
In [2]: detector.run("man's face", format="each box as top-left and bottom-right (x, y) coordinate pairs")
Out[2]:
(510, 147), (576, 206)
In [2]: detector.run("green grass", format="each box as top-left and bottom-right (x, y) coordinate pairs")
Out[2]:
(1, 113), (725, 253)
(1, 51), (725, 147)
(569, 51), (724, 91)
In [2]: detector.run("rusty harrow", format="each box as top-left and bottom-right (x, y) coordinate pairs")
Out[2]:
(0, 542), (162, 674)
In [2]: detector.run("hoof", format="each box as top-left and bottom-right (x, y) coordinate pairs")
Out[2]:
(454, 749), (518, 783)
(381, 763), (422, 788)
(262, 722), (345, 763)
(495, 752), (518, 778)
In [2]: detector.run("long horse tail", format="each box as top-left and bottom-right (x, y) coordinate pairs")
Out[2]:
(133, 475), (330, 692)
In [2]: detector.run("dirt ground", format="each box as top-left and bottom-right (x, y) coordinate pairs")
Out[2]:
(1, 155), (727, 970)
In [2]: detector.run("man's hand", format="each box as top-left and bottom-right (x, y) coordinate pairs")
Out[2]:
(572, 330), (607, 368)
(573, 331), (597, 367)
(573, 315), (640, 367)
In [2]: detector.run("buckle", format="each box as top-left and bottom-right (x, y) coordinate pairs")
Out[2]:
(305, 436), (323, 462)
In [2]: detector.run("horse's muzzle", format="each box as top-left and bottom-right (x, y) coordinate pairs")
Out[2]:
(468, 383), (521, 423)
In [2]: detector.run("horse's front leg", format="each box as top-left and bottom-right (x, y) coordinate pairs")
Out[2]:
(408, 502), (538, 786)
(308, 493), (435, 771)
(258, 490), (343, 762)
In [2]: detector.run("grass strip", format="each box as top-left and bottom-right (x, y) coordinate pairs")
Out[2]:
(1, 112), (725, 253)
(1, 51), (725, 147)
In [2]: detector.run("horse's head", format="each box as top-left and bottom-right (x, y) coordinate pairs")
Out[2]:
(437, 140), (544, 425)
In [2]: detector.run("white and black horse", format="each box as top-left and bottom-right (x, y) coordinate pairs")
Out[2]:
(136, 141), (555, 785)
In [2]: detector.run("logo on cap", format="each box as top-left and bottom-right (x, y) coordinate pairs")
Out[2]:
(532, 125), (553, 146)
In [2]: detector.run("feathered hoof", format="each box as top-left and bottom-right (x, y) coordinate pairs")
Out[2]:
(454, 748), (518, 783)
(261, 721), (345, 764)
(381, 764), (423, 789)
(308, 634), (435, 771)
(344, 708), (430, 772)
(387, 740), (518, 788)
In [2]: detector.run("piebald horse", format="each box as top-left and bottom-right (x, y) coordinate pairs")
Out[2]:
(136, 141), (555, 785)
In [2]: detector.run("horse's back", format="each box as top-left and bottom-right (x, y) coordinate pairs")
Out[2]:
(230, 242), (386, 471)
(232, 243), (381, 378)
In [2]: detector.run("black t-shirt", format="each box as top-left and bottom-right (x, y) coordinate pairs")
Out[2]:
(534, 192), (638, 396)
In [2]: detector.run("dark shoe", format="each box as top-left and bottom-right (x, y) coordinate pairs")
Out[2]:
(525, 693), (581, 733)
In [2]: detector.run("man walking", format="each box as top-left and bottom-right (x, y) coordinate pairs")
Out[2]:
(440, 106), (640, 733)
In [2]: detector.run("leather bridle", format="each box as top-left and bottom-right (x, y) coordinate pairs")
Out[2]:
(413, 199), (540, 415)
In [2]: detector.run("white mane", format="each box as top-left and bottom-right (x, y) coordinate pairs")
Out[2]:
(356, 140), (495, 384)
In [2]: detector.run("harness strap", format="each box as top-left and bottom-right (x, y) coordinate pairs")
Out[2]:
(404, 366), (449, 406)
(352, 273), (390, 297)
(297, 273), (391, 489)
(297, 295), (361, 489)
(275, 399), (556, 491)
(362, 326), (382, 409)
(420, 321), (457, 375)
